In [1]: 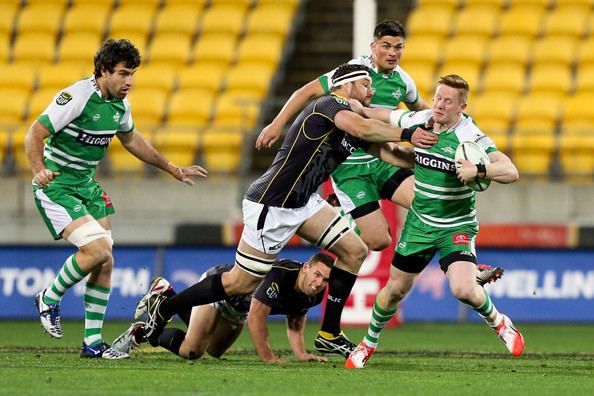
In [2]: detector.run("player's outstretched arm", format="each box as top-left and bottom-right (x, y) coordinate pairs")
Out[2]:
(25, 121), (60, 187)
(247, 299), (287, 363)
(117, 130), (207, 186)
(335, 110), (438, 148)
(368, 142), (415, 168)
(286, 313), (327, 362)
(255, 79), (326, 150)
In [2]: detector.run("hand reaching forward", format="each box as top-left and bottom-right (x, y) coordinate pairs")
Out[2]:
(169, 164), (208, 186)
(255, 123), (282, 150)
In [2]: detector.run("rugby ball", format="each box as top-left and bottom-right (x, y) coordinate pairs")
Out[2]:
(454, 141), (491, 192)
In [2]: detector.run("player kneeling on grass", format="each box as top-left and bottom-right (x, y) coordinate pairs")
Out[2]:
(345, 74), (524, 369)
(112, 253), (333, 363)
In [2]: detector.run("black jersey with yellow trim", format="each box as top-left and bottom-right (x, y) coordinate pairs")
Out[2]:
(245, 95), (371, 208)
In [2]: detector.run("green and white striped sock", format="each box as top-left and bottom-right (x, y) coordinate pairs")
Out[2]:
(43, 254), (87, 305)
(473, 289), (503, 328)
(83, 282), (110, 346)
(362, 299), (397, 349)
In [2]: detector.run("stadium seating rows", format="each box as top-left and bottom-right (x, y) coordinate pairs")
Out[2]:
(0, 0), (300, 175)
(403, 0), (594, 179)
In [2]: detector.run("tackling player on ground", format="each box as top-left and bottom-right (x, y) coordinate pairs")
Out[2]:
(112, 253), (333, 363)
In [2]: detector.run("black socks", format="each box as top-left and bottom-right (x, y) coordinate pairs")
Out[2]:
(321, 266), (357, 335)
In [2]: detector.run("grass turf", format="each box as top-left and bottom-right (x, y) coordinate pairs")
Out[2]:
(0, 320), (593, 395)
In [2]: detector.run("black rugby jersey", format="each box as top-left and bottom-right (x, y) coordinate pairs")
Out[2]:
(245, 95), (371, 208)
(207, 260), (324, 316)
(252, 259), (324, 316)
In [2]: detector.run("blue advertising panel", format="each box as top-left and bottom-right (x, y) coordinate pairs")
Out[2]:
(0, 247), (157, 319)
(2, 247), (593, 322)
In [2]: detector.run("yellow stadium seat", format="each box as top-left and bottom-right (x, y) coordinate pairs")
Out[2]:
(126, 88), (168, 128)
(12, 32), (56, 65)
(437, 62), (481, 92)
(574, 64), (594, 94)
(176, 63), (228, 93)
(0, 63), (37, 92)
(167, 89), (215, 127)
(132, 64), (176, 93)
(528, 64), (572, 96)
(464, 0), (507, 8)
(62, 4), (109, 36)
(558, 135), (594, 179)
(193, 33), (237, 67)
(555, 1), (594, 13)
(165, 0), (208, 6)
(541, 8), (590, 39)
(154, 4), (201, 37)
(0, 33), (9, 63)
(148, 33), (192, 68)
(117, 0), (161, 6)
(452, 6), (500, 38)
(531, 36), (577, 68)
(57, 33), (102, 65)
(507, 0), (551, 11)
(225, 62), (274, 98)
(0, 3), (17, 36)
(245, 4), (295, 37)
(236, 34), (284, 67)
(511, 134), (556, 177)
(108, 136), (145, 174)
(27, 0), (69, 5)
(36, 64), (85, 91)
(561, 93), (594, 134)
(577, 38), (594, 68)
(153, 128), (200, 167)
(0, 89), (29, 124)
(200, 5), (246, 36)
(487, 130), (510, 154)
(109, 5), (156, 38)
(210, 0), (253, 6)
(399, 62), (435, 97)
(513, 94), (560, 135)
(415, 0), (460, 8)
(481, 64), (526, 95)
(0, 128), (9, 168)
(466, 93), (516, 135)
(401, 36), (443, 66)
(486, 36), (532, 68)
(498, 7), (544, 39)
(27, 88), (60, 123)
(9, 127), (31, 174)
(16, 4), (65, 36)
(211, 91), (261, 129)
(201, 126), (244, 173)
(407, 6), (453, 39)
(441, 36), (487, 68)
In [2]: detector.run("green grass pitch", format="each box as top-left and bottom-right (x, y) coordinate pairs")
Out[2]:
(1, 320), (593, 395)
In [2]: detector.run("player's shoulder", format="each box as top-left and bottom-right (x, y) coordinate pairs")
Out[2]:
(54, 77), (95, 106)
(455, 114), (487, 140)
(394, 108), (432, 126)
(347, 55), (373, 68)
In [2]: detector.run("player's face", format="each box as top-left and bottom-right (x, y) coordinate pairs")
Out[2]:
(101, 62), (136, 99)
(432, 84), (467, 126)
(349, 79), (373, 106)
(371, 35), (404, 73)
(300, 262), (331, 296)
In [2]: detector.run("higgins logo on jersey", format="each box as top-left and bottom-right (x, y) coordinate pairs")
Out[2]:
(76, 131), (114, 146)
(415, 151), (456, 174)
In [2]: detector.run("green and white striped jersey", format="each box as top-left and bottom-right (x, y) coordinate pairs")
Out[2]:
(392, 109), (497, 228)
(37, 76), (134, 185)
(318, 55), (418, 164)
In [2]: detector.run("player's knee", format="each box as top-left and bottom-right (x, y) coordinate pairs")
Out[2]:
(362, 232), (391, 251)
(450, 283), (480, 304)
(80, 239), (113, 268)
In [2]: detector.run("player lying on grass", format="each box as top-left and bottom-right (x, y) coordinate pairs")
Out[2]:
(111, 253), (333, 363)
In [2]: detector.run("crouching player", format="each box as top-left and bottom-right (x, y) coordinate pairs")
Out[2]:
(111, 252), (333, 363)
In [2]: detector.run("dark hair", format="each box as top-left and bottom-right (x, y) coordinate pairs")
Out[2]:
(308, 252), (335, 269)
(374, 20), (406, 39)
(438, 74), (469, 101)
(93, 39), (141, 78)
(332, 63), (371, 87)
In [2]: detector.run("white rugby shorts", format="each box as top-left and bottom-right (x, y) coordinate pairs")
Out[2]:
(241, 193), (327, 255)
